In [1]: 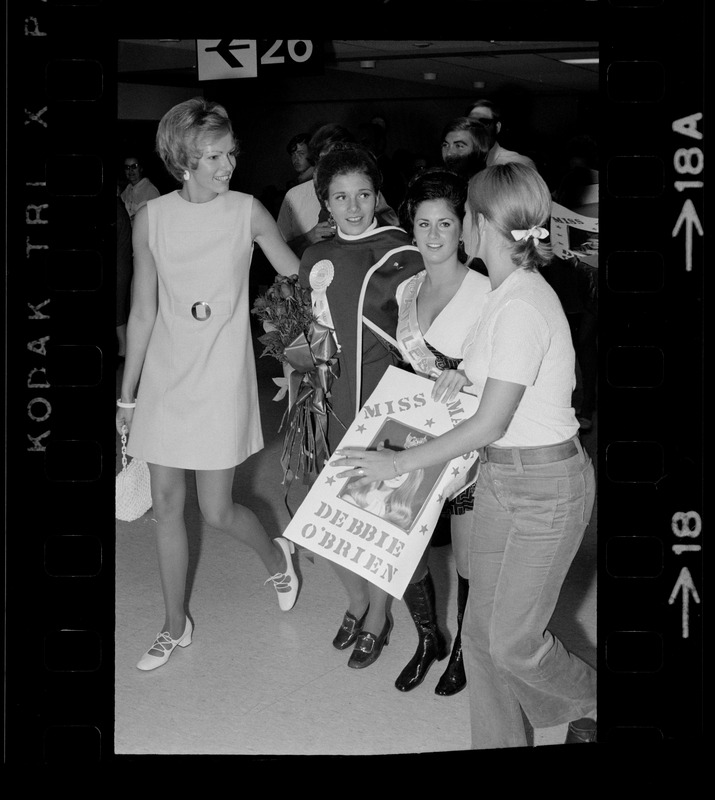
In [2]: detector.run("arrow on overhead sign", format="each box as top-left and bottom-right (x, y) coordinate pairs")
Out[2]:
(197, 40), (258, 80)
(204, 39), (253, 69)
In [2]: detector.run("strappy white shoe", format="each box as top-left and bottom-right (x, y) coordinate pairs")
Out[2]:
(136, 617), (193, 671)
(265, 537), (300, 611)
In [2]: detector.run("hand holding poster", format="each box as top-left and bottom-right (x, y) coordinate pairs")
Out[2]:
(281, 366), (480, 599)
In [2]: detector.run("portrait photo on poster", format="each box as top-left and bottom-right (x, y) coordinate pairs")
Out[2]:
(338, 418), (447, 533)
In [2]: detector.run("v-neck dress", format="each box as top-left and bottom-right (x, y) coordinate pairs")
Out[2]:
(127, 190), (263, 470)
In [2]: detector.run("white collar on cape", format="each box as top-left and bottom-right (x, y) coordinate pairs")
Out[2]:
(337, 219), (407, 241)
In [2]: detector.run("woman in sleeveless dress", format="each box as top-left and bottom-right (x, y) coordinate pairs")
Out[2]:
(116, 98), (301, 671)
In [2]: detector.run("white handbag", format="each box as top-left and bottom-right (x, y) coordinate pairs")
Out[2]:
(115, 426), (152, 522)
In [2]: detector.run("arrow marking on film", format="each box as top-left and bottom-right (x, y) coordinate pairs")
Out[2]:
(668, 566), (700, 638)
(672, 199), (703, 272)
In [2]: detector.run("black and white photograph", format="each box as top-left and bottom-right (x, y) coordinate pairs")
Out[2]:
(6, 0), (704, 769)
(111, 34), (601, 755)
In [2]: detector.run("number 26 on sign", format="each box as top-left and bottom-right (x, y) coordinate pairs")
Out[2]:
(671, 112), (703, 272)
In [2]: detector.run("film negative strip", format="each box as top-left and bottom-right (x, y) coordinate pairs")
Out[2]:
(598, 0), (703, 747)
(8, 0), (118, 763)
(6, 0), (703, 763)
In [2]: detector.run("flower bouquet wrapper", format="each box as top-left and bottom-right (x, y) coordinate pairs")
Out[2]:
(279, 321), (345, 512)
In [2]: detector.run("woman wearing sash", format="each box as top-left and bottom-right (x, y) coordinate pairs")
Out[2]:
(298, 143), (424, 668)
(392, 168), (490, 693)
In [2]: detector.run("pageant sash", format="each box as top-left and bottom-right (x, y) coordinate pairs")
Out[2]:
(395, 273), (441, 379)
(355, 244), (420, 416)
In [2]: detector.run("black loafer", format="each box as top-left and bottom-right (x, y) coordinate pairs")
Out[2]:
(347, 616), (392, 669)
(332, 606), (369, 650)
(565, 717), (597, 743)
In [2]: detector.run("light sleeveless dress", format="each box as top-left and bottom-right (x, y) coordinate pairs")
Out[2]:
(127, 190), (263, 470)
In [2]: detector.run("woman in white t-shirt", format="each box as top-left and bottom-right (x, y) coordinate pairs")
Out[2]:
(333, 162), (597, 749)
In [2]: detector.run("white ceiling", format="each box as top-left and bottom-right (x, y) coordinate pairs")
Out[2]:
(118, 39), (599, 95)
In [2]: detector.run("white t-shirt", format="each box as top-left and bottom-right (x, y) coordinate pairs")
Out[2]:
(461, 267), (578, 447)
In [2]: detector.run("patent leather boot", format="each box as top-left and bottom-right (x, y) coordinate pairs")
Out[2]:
(435, 573), (469, 696)
(394, 571), (448, 692)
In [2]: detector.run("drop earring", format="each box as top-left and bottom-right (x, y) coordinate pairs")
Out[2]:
(183, 169), (190, 181)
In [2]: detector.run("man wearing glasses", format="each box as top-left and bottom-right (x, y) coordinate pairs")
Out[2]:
(121, 155), (160, 222)
(467, 99), (537, 171)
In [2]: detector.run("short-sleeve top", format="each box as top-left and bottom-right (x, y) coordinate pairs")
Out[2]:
(461, 267), (579, 447)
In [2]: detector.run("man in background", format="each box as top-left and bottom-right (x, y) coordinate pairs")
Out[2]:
(467, 99), (536, 170)
(121, 154), (160, 222)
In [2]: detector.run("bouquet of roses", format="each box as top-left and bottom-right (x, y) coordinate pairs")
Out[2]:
(251, 274), (316, 363)
(252, 274), (343, 507)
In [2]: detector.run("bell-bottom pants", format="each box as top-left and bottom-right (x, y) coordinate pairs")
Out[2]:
(462, 436), (597, 749)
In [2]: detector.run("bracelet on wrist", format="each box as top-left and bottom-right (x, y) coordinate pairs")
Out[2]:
(116, 399), (137, 408)
(392, 451), (402, 477)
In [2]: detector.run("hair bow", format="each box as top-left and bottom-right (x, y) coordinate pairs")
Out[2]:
(510, 226), (549, 244)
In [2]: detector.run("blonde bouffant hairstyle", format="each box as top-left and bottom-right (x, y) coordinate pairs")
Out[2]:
(155, 97), (238, 182)
(468, 162), (553, 271)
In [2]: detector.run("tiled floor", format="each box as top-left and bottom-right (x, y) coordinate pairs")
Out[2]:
(114, 330), (597, 755)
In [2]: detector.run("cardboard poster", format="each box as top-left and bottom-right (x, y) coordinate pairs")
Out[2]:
(282, 366), (480, 598)
(550, 200), (599, 268)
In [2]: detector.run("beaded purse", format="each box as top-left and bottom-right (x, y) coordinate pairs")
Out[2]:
(116, 425), (152, 522)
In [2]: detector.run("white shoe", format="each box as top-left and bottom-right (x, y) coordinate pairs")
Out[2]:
(265, 537), (300, 611)
(136, 617), (193, 671)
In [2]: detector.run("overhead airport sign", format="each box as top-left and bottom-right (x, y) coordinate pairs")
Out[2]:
(197, 39), (321, 81)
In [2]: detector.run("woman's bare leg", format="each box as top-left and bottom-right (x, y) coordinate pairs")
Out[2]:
(364, 583), (390, 635)
(328, 561), (370, 618)
(195, 468), (286, 575)
(148, 463), (189, 641)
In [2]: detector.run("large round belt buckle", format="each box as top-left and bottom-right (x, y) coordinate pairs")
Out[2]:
(191, 301), (211, 321)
